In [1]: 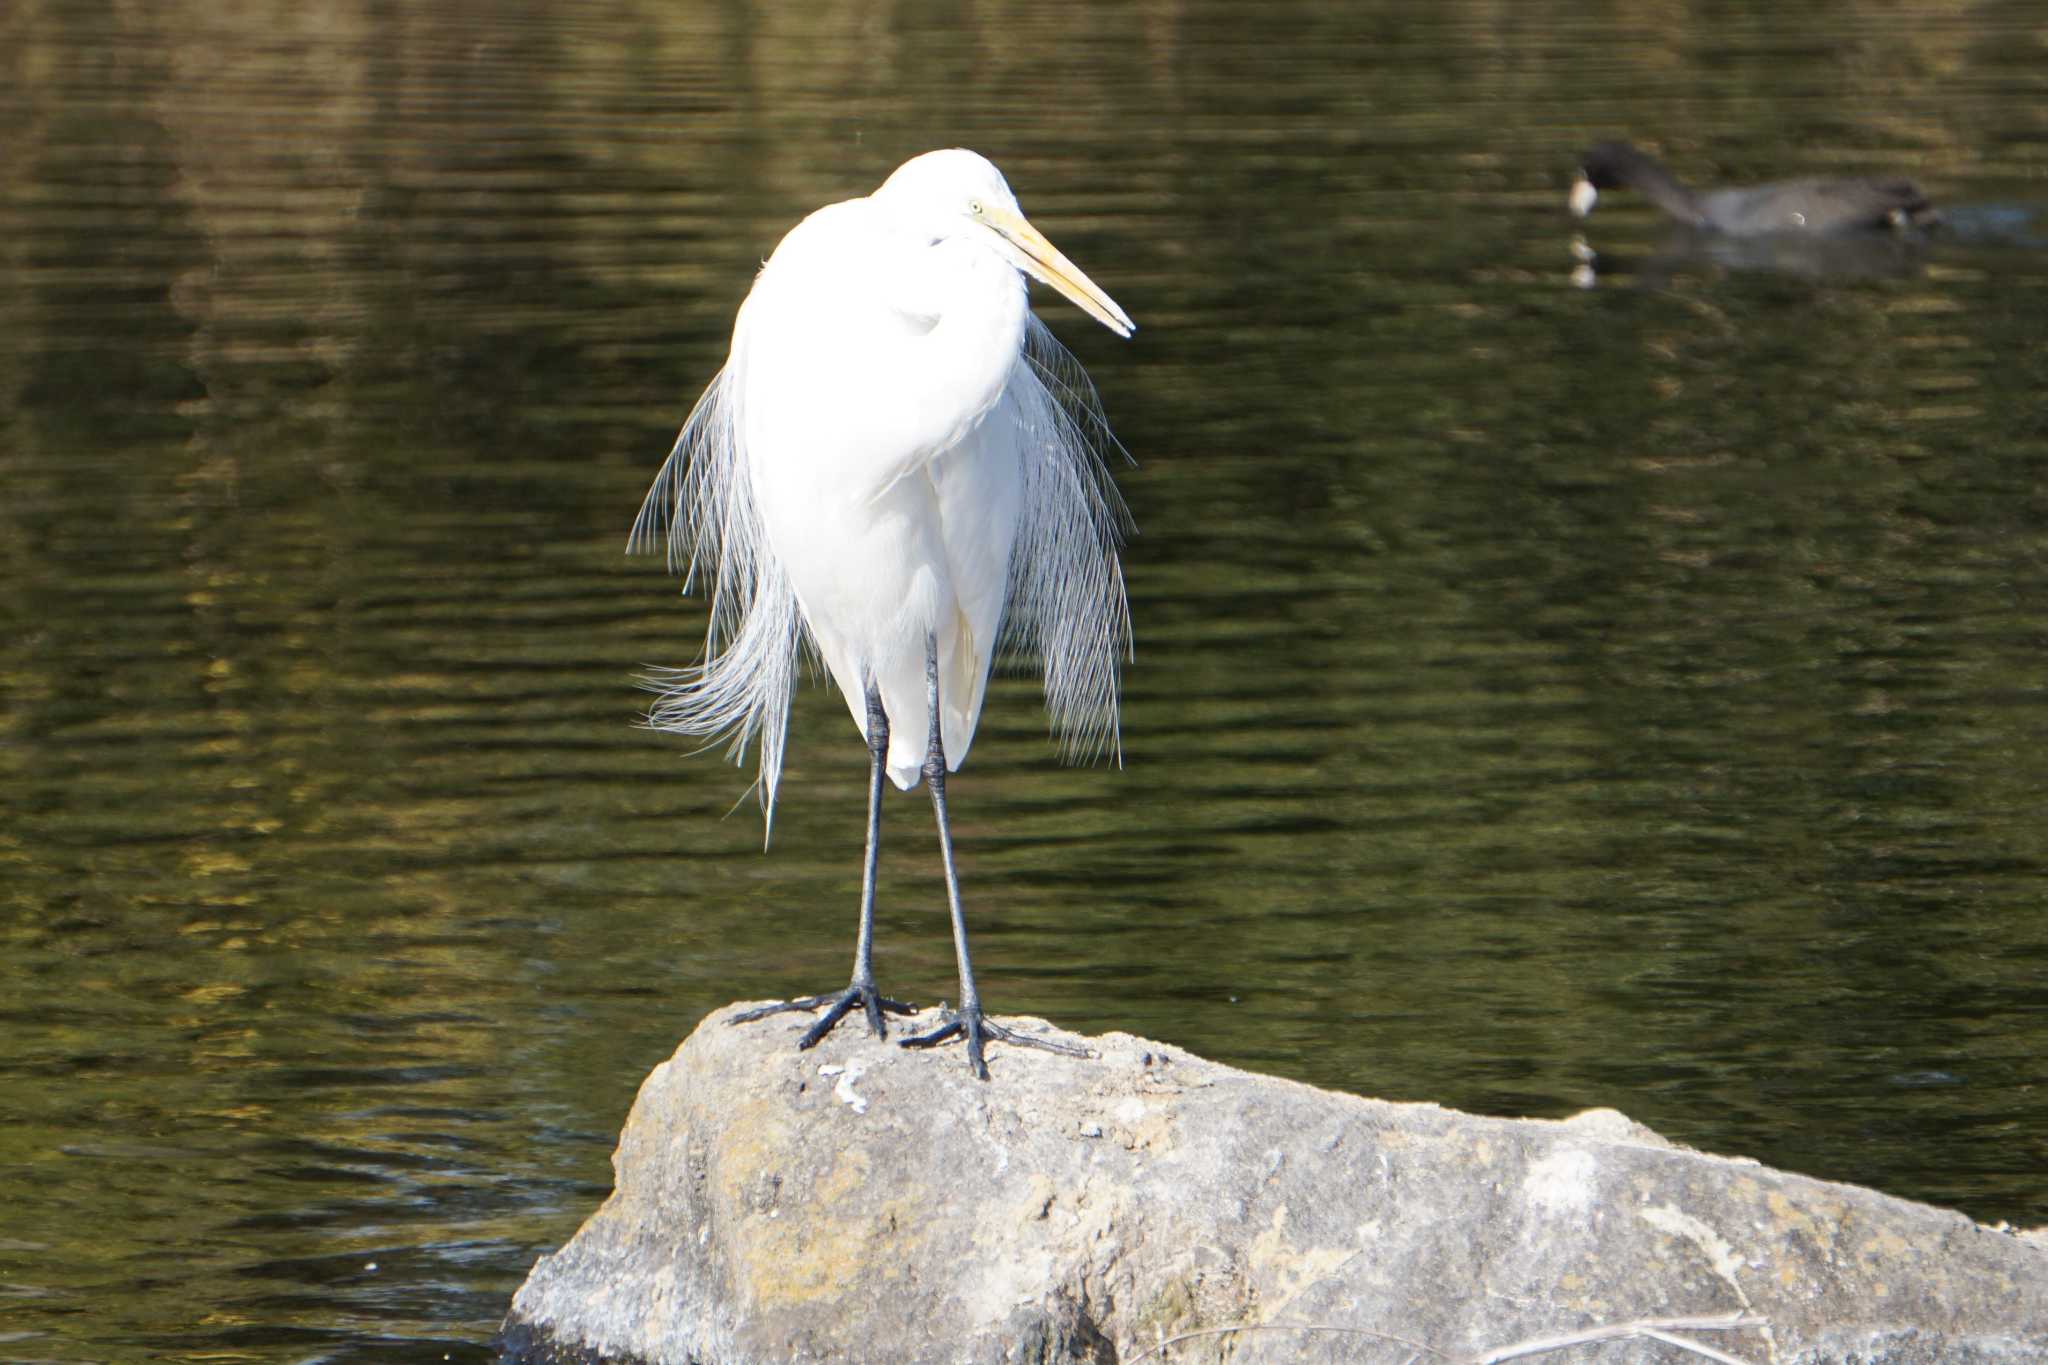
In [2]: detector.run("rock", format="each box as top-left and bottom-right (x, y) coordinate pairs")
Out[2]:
(498, 1004), (2048, 1364)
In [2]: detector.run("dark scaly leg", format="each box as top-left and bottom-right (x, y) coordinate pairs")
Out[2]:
(899, 634), (1089, 1079)
(729, 680), (912, 1043)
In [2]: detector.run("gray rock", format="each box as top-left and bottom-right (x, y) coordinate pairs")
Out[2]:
(499, 1004), (2048, 1364)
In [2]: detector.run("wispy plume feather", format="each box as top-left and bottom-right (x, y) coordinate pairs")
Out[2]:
(628, 368), (805, 840)
(998, 315), (1134, 765)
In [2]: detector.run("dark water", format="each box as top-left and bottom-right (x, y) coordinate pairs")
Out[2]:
(5, 1), (2048, 1359)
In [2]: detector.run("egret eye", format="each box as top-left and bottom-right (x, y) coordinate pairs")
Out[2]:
(968, 199), (983, 216)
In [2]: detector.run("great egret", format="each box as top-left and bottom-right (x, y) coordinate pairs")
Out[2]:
(629, 149), (1135, 1080)
(1570, 140), (1935, 234)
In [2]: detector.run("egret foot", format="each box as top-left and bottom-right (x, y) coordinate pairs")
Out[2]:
(899, 1005), (1091, 1081)
(729, 985), (913, 1049)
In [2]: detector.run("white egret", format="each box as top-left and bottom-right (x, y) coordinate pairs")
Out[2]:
(629, 149), (1135, 1080)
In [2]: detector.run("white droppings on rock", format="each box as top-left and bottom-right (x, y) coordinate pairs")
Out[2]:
(1642, 1203), (1747, 1291)
(1523, 1147), (1599, 1217)
(822, 1062), (867, 1114)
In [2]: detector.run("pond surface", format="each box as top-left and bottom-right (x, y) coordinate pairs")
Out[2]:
(4, 1), (2047, 1360)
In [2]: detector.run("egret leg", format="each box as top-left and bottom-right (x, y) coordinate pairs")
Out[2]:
(899, 635), (1090, 1080)
(729, 681), (912, 1044)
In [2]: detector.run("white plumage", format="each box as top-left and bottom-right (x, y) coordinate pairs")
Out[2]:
(629, 149), (1134, 1078)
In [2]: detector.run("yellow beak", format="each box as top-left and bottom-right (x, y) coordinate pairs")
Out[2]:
(984, 205), (1135, 339)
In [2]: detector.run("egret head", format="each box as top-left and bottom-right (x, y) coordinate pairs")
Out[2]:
(875, 149), (1135, 338)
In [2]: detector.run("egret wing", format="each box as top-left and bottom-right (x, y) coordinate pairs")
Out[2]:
(927, 417), (1023, 770)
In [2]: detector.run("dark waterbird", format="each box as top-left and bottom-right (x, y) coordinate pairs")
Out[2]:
(1569, 140), (1936, 235)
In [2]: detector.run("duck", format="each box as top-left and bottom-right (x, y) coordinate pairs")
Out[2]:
(1569, 140), (1935, 235)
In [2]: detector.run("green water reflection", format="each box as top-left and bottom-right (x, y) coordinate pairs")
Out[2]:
(3, 0), (2046, 1360)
